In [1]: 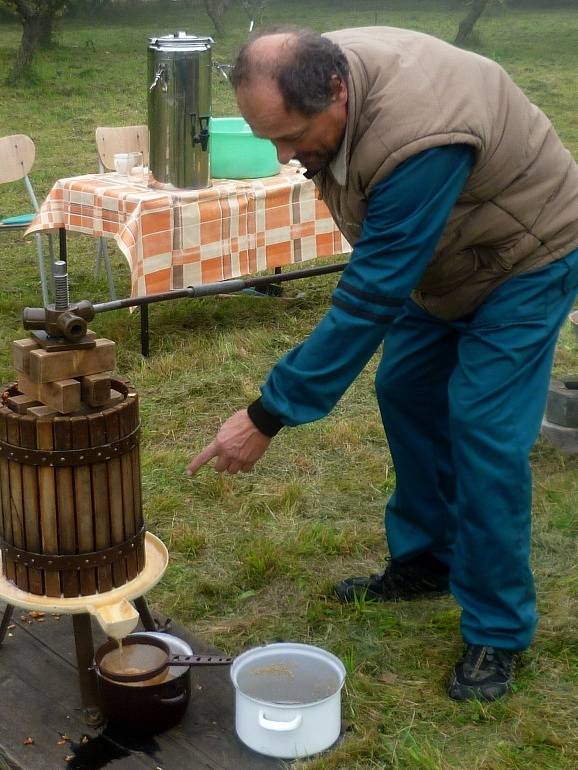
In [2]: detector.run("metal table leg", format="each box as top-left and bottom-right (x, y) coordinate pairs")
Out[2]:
(59, 227), (67, 263)
(0, 604), (14, 646)
(140, 304), (150, 357)
(133, 595), (157, 631)
(72, 613), (104, 727)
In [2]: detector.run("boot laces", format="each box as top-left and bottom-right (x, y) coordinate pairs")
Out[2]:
(466, 645), (514, 678)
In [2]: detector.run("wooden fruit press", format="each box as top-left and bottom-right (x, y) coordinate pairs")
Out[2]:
(0, 262), (168, 726)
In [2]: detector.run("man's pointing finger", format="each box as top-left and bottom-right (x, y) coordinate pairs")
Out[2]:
(187, 441), (219, 476)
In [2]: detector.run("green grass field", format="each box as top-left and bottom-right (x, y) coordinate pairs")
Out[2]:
(0, 2), (577, 768)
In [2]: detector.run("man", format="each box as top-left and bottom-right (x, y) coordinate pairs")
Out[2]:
(188, 26), (578, 701)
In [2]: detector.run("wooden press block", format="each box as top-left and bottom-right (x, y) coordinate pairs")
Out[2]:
(104, 389), (124, 408)
(80, 372), (112, 407)
(27, 405), (59, 418)
(91, 389), (124, 410)
(12, 338), (40, 375)
(6, 393), (42, 414)
(68, 388), (124, 414)
(28, 338), (116, 384)
(18, 372), (81, 414)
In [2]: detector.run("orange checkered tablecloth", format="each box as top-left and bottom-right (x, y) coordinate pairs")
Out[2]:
(27, 167), (351, 297)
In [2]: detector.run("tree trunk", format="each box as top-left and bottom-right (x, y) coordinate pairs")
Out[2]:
(455, 0), (490, 46)
(4, 0), (66, 80)
(203, 0), (236, 37)
(10, 12), (45, 78)
(38, 13), (54, 49)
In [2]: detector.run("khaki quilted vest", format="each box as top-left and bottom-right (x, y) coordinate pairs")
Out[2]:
(317, 27), (578, 319)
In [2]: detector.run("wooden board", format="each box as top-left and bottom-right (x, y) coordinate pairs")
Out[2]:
(27, 406), (58, 418)
(17, 373), (80, 415)
(0, 603), (284, 770)
(5, 395), (41, 414)
(35, 420), (60, 597)
(11, 339), (40, 375)
(26, 339), (116, 385)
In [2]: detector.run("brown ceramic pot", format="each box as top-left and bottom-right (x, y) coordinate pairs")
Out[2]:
(94, 632), (191, 734)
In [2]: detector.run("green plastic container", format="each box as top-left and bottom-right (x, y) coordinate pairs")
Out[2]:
(210, 117), (280, 179)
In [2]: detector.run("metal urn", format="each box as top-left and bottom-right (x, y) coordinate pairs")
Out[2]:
(148, 31), (213, 190)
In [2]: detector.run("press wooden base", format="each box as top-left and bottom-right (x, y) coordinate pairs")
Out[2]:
(0, 533), (167, 638)
(0, 534), (167, 728)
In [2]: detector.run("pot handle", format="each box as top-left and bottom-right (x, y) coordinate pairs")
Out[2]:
(258, 710), (302, 732)
(156, 693), (188, 706)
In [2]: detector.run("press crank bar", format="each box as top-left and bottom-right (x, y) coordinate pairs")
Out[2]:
(22, 261), (348, 357)
(93, 261), (347, 313)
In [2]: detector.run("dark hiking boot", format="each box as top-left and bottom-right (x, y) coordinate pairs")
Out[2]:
(334, 554), (450, 602)
(448, 644), (518, 702)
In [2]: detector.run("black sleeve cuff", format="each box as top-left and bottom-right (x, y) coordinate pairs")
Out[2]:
(247, 398), (285, 437)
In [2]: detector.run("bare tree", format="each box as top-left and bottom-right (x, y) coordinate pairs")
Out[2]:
(455, 0), (492, 46)
(1, 0), (69, 78)
(203, 0), (236, 37)
(203, 0), (270, 37)
(241, 0), (268, 28)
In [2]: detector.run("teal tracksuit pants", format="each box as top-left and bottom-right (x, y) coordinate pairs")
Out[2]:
(376, 248), (578, 651)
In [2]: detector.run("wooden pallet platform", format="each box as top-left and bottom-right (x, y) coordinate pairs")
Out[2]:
(0, 602), (284, 770)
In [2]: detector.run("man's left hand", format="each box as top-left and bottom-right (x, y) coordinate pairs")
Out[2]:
(187, 409), (272, 476)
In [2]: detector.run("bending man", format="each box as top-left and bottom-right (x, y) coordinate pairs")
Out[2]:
(188, 26), (578, 702)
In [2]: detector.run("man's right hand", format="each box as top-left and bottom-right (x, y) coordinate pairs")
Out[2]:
(187, 409), (272, 476)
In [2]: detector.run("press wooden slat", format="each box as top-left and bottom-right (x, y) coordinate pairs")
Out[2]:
(0, 417), (3, 543)
(19, 415), (43, 595)
(129, 393), (146, 574)
(28, 338), (116, 384)
(119, 396), (137, 580)
(36, 418), (61, 597)
(53, 417), (80, 597)
(0, 411), (16, 583)
(6, 413), (28, 591)
(70, 416), (96, 595)
(129, 392), (145, 572)
(132, 442), (145, 572)
(87, 412), (113, 593)
(103, 406), (126, 587)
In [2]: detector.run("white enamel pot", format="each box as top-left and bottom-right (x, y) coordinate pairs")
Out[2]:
(230, 642), (346, 759)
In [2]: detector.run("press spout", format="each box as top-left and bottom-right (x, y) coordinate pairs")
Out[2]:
(90, 599), (139, 640)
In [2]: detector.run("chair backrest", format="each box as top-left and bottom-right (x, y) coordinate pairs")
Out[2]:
(0, 134), (36, 184)
(95, 125), (150, 171)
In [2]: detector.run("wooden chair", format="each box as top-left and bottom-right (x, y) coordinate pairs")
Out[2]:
(0, 134), (54, 306)
(94, 125), (150, 300)
(95, 124), (149, 173)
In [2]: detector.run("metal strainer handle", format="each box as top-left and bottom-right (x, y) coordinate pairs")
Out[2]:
(97, 635), (233, 684)
(167, 653), (234, 667)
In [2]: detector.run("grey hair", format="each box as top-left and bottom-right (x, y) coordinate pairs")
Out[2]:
(230, 26), (349, 116)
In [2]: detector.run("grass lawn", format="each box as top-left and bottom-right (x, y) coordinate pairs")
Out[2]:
(0, 2), (577, 768)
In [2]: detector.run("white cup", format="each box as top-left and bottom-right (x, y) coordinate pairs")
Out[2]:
(130, 163), (149, 184)
(113, 151), (143, 175)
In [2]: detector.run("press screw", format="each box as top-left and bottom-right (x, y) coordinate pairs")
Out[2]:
(53, 260), (70, 310)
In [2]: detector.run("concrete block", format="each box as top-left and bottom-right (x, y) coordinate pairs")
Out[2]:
(541, 417), (578, 455)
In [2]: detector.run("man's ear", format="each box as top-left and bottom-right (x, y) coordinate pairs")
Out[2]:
(330, 74), (347, 103)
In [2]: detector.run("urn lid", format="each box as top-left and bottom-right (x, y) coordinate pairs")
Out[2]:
(149, 31), (213, 51)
